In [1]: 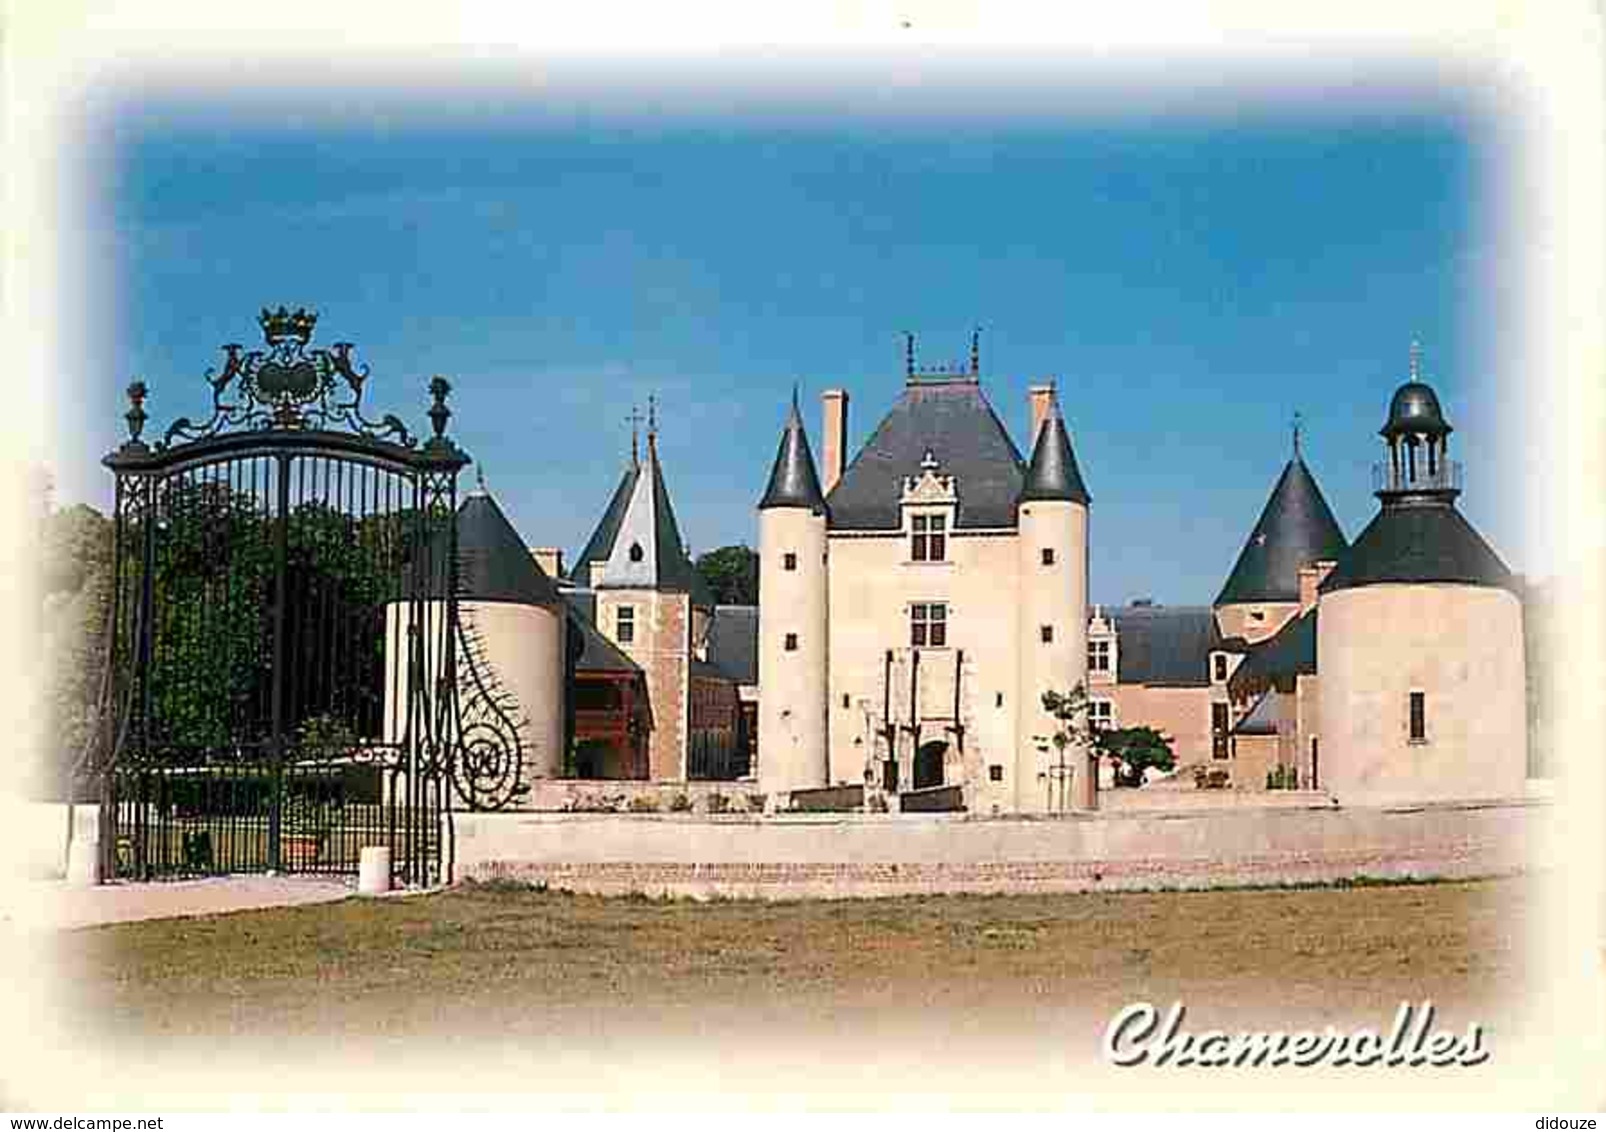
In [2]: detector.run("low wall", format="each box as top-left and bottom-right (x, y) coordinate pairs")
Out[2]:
(1099, 788), (1334, 812)
(454, 797), (1547, 899)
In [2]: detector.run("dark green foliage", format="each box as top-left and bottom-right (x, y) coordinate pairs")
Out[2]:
(693, 544), (758, 605)
(1094, 726), (1176, 787)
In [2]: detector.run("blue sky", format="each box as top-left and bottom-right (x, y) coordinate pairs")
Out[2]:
(67, 87), (1516, 606)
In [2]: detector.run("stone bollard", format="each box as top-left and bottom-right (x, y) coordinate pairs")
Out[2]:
(358, 846), (392, 895)
(66, 838), (101, 886)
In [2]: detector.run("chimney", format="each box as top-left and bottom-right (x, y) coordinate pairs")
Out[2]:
(1299, 560), (1336, 614)
(821, 388), (849, 494)
(530, 547), (564, 580)
(1028, 382), (1056, 449)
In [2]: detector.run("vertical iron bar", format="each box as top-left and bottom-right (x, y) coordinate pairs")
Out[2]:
(268, 453), (290, 872)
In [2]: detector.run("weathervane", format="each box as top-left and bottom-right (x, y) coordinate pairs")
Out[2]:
(1292, 411), (1304, 458)
(1409, 338), (1423, 381)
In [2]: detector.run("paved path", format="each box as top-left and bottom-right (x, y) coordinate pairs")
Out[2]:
(5, 874), (357, 932)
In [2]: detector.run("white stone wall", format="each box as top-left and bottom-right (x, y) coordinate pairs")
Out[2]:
(455, 797), (1545, 899)
(1316, 583), (1527, 804)
(826, 530), (1021, 810)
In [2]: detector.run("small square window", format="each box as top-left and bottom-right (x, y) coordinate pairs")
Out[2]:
(783, 552), (797, 571)
(842, 693), (850, 709)
(911, 602), (947, 647)
(1040, 624), (1054, 644)
(784, 633), (798, 652)
(995, 692), (1004, 708)
(1041, 548), (1055, 566)
(616, 606), (635, 644)
(911, 514), (947, 562)
(1088, 640), (1111, 672)
(1250, 610), (1265, 622)
(1409, 691), (1426, 741)
(988, 764), (1004, 782)
(1212, 654), (1227, 682)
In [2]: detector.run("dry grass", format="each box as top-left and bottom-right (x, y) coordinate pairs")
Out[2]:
(61, 877), (1529, 1045)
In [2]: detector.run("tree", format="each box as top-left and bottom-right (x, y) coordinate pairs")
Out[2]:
(1037, 684), (1096, 811)
(1094, 726), (1175, 787)
(695, 544), (759, 605)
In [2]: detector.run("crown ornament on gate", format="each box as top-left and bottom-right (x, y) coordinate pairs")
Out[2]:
(120, 306), (462, 455)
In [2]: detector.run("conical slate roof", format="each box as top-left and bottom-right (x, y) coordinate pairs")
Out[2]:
(573, 440), (715, 607)
(758, 397), (826, 511)
(402, 490), (563, 606)
(457, 492), (564, 606)
(1215, 457), (1348, 606)
(1319, 501), (1515, 594)
(1017, 408), (1091, 505)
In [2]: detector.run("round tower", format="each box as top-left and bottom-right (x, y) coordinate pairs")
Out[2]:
(1014, 397), (1092, 813)
(756, 392), (830, 797)
(1316, 343), (1526, 803)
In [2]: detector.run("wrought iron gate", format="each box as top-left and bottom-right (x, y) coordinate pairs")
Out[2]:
(90, 308), (471, 885)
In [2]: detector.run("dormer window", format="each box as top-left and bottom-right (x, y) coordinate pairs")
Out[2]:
(911, 514), (947, 562)
(1212, 654), (1228, 682)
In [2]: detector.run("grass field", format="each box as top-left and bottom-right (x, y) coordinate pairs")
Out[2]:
(62, 876), (1528, 1047)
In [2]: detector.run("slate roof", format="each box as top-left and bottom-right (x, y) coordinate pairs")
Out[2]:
(1018, 407), (1091, 505)
(1232, 688), (1283, 736)
(1215, 457), (1349, 606)
(706, 604), (758, 686)
(826, 379), (1027, 530)
(1228, 608), (1316, 696)
(572, 443), (716, 608)
(455, 493), (564, 607)
(1319, 501), (1516, 594)
(562, 591), (642, 674)
(758, 398), (827, 512)
(1110, 605), (1220, 687)
(1382, 381), (1452, 437)
(403, 491), (563, 606)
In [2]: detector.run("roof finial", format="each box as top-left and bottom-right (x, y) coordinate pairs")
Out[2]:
(904, 331), (916, 380)
(970, 327), (981, 377)
(647, 392), (659, 454)
(1409, 338), (1423, 381)
(473, 463), (489, 497)
(1292, 410), (1303, 459)
(791, 381), (800, 413)
(626, 405), (642, 468)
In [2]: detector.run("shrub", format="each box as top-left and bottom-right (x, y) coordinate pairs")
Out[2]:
(668, 792), (692, 813)
(705, 792), (729, 814)
(628, 795), (659, 813)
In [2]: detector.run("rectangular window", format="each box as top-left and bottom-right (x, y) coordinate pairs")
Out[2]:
(1089, 700), (1113, 730)
(1212, 654), (1227, 682)
(1041, 547), (1055, 566)
(616, 606), (635, 644)
(1040, 624), (1054, 644)
(988, 764), (1004, 782)
(911, 514), (947, 562)
(842, 693), (850, 709)
(783, 552), (797, 571)
(1409, 692), (1426, 741)
(1088, 640), (1111, 672)
(910, 602), (947, 647)
(784, 632), (798, 651)
(1211, 702), (1230, 760)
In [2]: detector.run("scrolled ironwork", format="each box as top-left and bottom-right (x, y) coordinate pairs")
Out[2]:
(448, 600), (528, 812)
(145, 307), (424, 450)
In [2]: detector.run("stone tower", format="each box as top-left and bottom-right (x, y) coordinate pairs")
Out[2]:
(571, 411), (716, 781)
(1014, 394), (1092, 813)
(756, 391), (830, 796)
(1315, 344), (1527, 803)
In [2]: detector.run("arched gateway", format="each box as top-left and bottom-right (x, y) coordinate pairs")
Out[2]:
(85, 308), (519, 887)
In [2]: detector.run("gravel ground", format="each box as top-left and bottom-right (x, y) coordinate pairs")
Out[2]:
(7, 874), (359, 931)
